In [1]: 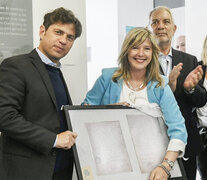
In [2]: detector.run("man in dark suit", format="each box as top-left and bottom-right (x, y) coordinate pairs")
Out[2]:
(0, 7), (82, 180)
(149, 6), (207, 180)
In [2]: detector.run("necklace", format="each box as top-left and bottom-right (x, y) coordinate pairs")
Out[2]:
(127, 81), (144, 91)
(127, 81), (144, 104)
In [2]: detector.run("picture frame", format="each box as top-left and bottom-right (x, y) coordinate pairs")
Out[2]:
(64, 105), (186, 180)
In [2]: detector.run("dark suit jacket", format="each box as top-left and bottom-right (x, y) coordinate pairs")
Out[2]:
(199, 60), (207, 82)
(160, 49), (207, 158)
(0, 49), (73, 180)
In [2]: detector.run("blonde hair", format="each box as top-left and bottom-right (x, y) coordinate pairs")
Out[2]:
(112, 27), (163, 87)
(201, 35), (207, 65)
(149, 6), (175, 24)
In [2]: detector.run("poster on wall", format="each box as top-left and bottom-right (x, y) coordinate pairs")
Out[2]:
(125, 26), (136, 34)
(0, 0), (33, 64)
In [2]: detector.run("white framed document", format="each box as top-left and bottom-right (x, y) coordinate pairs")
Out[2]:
(64, 105), (186, 180)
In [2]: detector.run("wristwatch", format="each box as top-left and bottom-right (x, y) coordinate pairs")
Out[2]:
(163, 159), (174, 169)
(184, 87), (195, 94)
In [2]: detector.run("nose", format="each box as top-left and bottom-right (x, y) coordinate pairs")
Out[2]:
(137, 48), (144, 56)
(59, 35), (67, 45)
(157, 22), (164, 30)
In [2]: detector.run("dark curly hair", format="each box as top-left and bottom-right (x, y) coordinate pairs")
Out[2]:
(43, 7), (82, 38)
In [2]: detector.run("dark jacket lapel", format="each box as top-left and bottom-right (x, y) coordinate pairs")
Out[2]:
(159, 64), (164, 75)
(172, 48), (182, 67)
(29, 49), (58, 111)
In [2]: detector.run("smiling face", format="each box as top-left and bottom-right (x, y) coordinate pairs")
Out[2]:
(38, 23), (76, 64)
(150, 9), (176, 47)
(128, 38), (152, 73)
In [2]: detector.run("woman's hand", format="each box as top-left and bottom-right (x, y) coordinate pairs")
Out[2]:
(109, 101), (130, 106)
(149, 165), (169, 180)
(149, 151), (179, 180)
(83, 102), (130, 106)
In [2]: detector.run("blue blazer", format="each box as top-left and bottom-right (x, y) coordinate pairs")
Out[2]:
(83, 68), (187, 144)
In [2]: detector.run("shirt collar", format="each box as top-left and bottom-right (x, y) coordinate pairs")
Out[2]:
(35, 47), (62, 69)
(159, 48), (172, 58)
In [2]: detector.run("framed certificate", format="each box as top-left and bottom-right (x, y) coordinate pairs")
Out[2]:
(64, 105), (186, 180)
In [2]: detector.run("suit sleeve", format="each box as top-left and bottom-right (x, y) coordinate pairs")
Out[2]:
(0, 59), (56, 155)
(184, 56), (207, 108)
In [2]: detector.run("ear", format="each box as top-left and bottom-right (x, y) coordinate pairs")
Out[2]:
(173, 24), (177, 33)
(39, 25), (46, 40)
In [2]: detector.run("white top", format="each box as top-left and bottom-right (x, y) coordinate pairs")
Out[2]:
(197, 78), (207, 127)
(119, 81), (185, 157)
(119, 82), (149, 106)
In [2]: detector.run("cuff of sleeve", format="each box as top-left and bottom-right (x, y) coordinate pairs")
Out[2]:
(167, 139), (186, 157)
(53, 136), (58, 148)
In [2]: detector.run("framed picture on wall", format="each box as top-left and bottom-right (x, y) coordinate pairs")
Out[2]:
(64, 105), (186, 180)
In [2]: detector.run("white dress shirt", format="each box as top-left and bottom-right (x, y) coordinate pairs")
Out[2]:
(159, 49), (173, 77)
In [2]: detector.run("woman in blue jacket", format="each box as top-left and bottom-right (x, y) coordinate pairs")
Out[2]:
(83, 27), (187, 180)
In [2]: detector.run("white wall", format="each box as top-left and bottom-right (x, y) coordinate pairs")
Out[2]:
(185, 0), (207, 60)
(171, 7), (185, 48)
(118, 0), (153, 50)
(32, 0), (87, 105)
(86, 0), (153, 90)
(86, 0), (118, 90)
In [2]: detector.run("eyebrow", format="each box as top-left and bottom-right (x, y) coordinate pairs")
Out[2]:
(152, 18), (171, 21)
(54, 28), (75, 37)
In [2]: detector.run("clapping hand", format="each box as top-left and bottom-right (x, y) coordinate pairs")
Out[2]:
(168, 63), (183, 92)
(183, 65), (203, 91)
